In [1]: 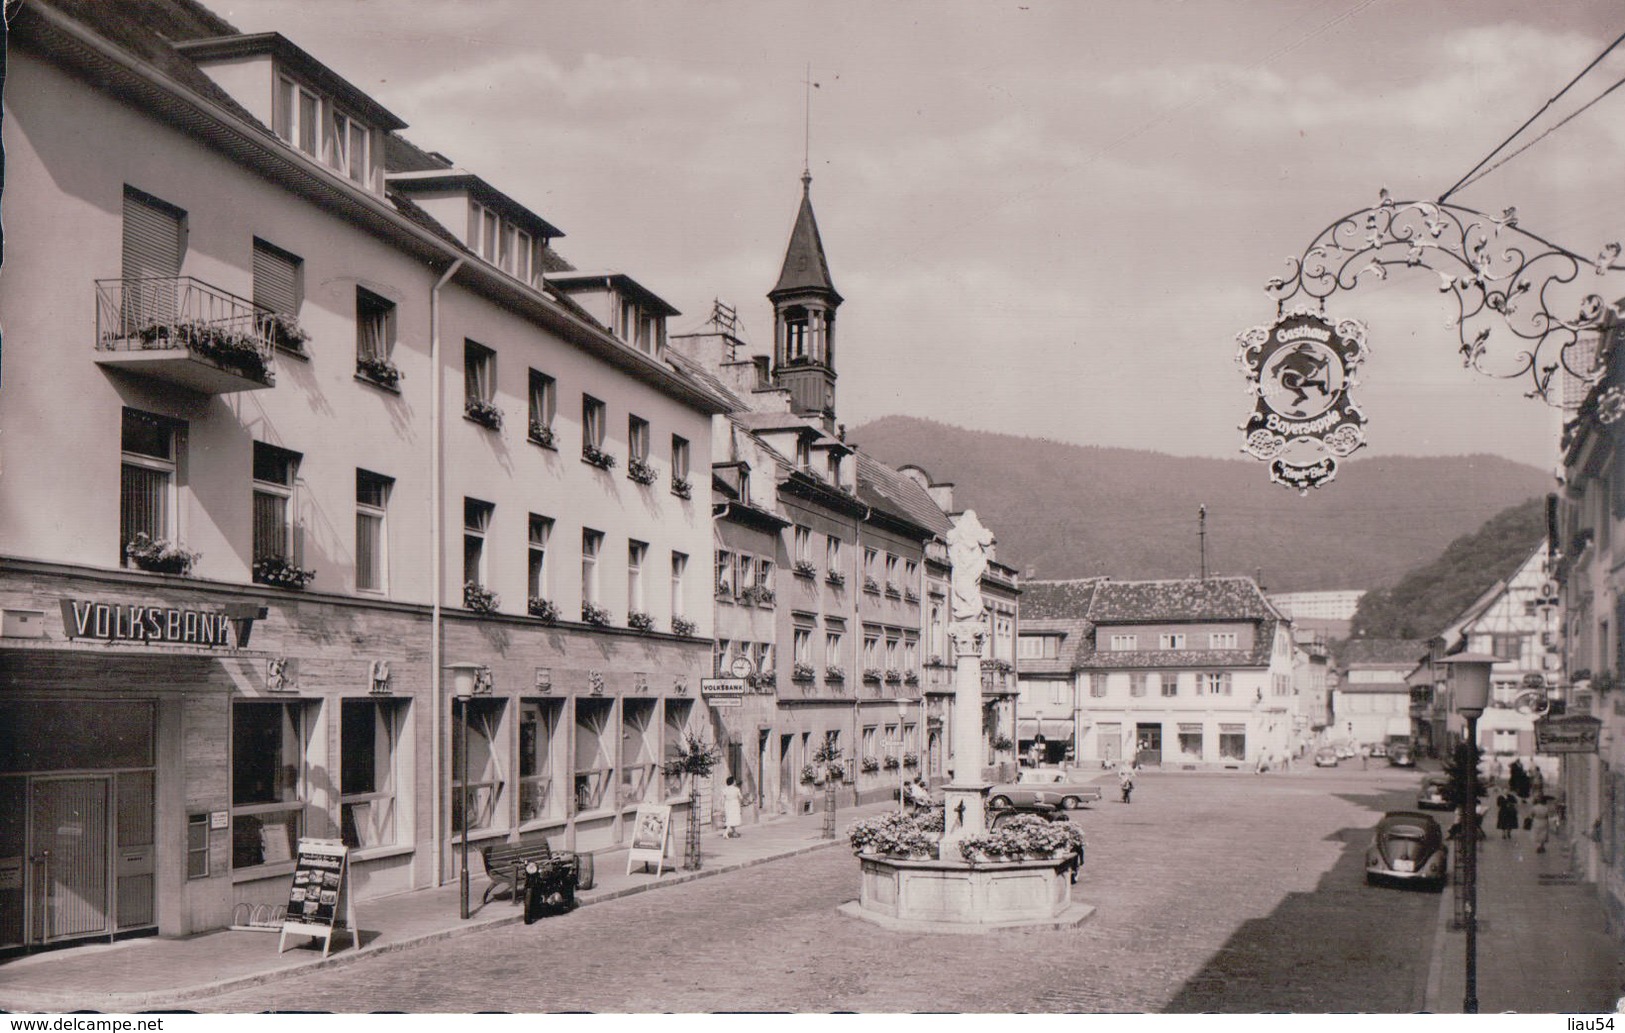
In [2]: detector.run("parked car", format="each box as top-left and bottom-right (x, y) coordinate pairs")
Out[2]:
(1314, 747), (1339, 768)
(1368, 742), (1388, 758)
(1365, 810), (1448, 891)
(1388, 744), (1415, 767)
(987, 769), (1104, 811)
(1416, 775), (1455, 810)
(1334, 741), (1356, 759)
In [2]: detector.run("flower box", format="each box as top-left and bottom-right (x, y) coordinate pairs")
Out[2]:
(254, 556), (316, 589)
(904, 671), (920, 686)
(981, 658), (1014, 673)
(582, 444), (616, 470)
(863, 575), (881, 593)
(671, 477), (692, 499)
(264, 313), (310, 354)
(884, 669), (903, 684)
(142, 320), (275, 383)
(581, 602), (611, 626)
(884, 582), (901, 598)
(124, 534), (198, 575)
(862, 669), (883, 683)
(464, 398), (502, 429)
(356, 355), (401, 389)
(627, 458), (659, 485)
(627, 610), (655, 632)
(883, 755), (901, 770)
(527, 421), (556, 448)
(904, 588), (920, 603)
(826, 570), (846, 587)
(825, 665), (845, 682)
(741, 585), (776, 607)
(902, 753), (919, 769)
(793, 560), (819, 579)
(462, 581), (499, 613)
(527, 597), (559, 623)
(792, 662), (816, 682)
(861, 756), (881, 774)
(671, 615), (697, 637)
(990, 733), (1014, 752)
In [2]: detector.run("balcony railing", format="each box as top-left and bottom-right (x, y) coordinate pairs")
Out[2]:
(95, 277), (277, 392)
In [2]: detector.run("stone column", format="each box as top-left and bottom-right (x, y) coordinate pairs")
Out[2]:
(940, 621), (990, 851)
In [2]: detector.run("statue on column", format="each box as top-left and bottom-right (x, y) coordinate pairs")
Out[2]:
(947, 510), (995, 622)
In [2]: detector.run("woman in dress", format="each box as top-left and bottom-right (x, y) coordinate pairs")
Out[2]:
(1495, 793), (1520, 839)
(1529, 795), (1553, 854)
(721, 776), (744, 839)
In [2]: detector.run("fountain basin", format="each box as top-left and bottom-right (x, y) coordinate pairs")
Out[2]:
(838, 853), (1094, 934)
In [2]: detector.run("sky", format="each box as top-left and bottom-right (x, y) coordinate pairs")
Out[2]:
(215, 0), (1625, 474)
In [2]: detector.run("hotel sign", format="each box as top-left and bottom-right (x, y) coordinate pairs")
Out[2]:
(1534, 715), (1601, 755)
(59, 598), (266, 648)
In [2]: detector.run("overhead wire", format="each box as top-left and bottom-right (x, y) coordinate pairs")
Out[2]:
(1451, 69), (1625, 197)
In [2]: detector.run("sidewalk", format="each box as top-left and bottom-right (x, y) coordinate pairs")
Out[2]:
(0, 799), (896, 1014)
(1424, 828), (1623, 1013)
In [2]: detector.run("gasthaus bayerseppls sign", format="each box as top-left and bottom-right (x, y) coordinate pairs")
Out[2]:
(1235, 308), (1369, 492)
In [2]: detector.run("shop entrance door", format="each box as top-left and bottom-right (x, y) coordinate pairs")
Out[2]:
(778, 734), (794, 814)
(757, 731), (771, 813)
(29, 776), (111, 945)
(1135, 723), (1163, 767)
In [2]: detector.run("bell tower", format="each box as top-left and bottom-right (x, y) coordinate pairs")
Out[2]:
(769, 171), (843, 429)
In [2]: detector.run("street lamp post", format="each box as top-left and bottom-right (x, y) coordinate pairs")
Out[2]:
(896, 698), (910, 813)
(445, 662), (486, 921)
(1439, 653), (1494, 1014)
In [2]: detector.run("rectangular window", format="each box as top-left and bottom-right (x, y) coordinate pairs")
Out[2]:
(885, 554), (899, 589)
(1491, 633), (1524, 662)
(356, 287), (396, 369)
(716, 550), (735, 597)
(628, 540), (647, 613)
(904, 637), (918, 671)
(584, 396), (607, 450)
(515, 230), (532, 283)
(573, 697), (614, 813)
(1090, 673), (1108, 698)
(518, 699), (563, 823)
(1177, 725), (1204, 761)
(1208, 632), (1238, 650)
(1202, 672), (1234, 696)
(231, 700), (312, 870)
(715, 639), (730, 676)
(1110, 634), (1138, 652)
(620, 698), (659, 806)
(323, 107), (369, 183)
(340, 698), (407, 849)
(1160, 673), (1179, 697)
(671, 435), (690, 482)
(904, 561), (918, 596)
(737, 555), (755, 599)
(252, 238), (302, 348)
(794, 526), (812, 565)
(528, 370), (556, 442)
(826, 631), (843, 667)
(464, 498), (493, 587)
(464, 340), (496, 405)
(671, 552), (687, 618)
(452, 698), (508, 833)
(757, 558), (775, 591)
(528, 515), (553, 602)
(1218, 726), (1246, 761)
(827, 536), (843, 575)
(187, 814), (210, 879)
(120, 409), (180, 565)
(794, 628), (812, 664)
(355, 469), (392, 593)
(886, 637), (900, 671)
(582, 529), (603, 605)
(274, 77), (321, 157)
(1130, 673), (1148, 698)
(1050, 682), (1066, 704)
(252, 441), (301, 564)
(662, 699), (695, 797)
(482, 209), (500, 263)
(1159, 633), (1186, 650)
(864, 635), (880, 671)
(629, 415), (650, 462)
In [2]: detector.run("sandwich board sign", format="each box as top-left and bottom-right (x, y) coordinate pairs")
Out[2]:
(626, 803), (673, 876)
(278, 838), (355, 957)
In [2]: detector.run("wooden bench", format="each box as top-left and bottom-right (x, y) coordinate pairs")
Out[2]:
(481, 839), (561, 906)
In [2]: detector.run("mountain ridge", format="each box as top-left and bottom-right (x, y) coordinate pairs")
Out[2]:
(848, 415), (1553, 593)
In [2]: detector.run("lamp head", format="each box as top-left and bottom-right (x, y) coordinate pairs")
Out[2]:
(1438, 652), (1497, 717)
(445, 661), (486, 697)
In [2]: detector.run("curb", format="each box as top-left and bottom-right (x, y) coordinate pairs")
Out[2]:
(1421, 864), (1455, 1012)
(0, 834), (847, 1013)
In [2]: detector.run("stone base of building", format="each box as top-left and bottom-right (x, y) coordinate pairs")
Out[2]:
(838, 854), (1093, 934)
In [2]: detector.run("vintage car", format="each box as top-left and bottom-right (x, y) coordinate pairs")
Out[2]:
(1416, 774), (1455, 810)
(986, 768), (1105, 811)
(1388, 744), (1416, 767)
(1368, 742), (1388, 758)
(1334, 741), (1356, 760)
(1314, 747), (1339, 767)
(1365, 810), (1448, 891)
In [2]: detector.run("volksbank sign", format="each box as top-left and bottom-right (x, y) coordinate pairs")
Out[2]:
(59, 598), (265, 648)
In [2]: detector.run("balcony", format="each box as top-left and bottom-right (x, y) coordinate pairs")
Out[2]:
(95, 278), (277, 393)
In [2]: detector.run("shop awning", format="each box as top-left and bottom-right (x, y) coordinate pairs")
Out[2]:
(1017, 718), (1074, 740)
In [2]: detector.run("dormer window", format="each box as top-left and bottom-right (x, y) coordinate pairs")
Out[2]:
(827, 451), (841, 484)
(615, 297), (662, 355)
(273, 76), (374, 188)
(468, 203), (538, 285)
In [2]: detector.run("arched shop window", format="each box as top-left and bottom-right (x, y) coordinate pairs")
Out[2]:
(451, 698), (507, 834)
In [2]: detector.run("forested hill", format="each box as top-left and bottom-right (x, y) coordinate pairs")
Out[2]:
(848, 415), (1552, 593)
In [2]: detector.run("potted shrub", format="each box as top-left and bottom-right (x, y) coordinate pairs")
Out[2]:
(627, 610), (655, 632)
(124, 533), (198, 575)
(527, 596), (559, 622)
(581, 602), (611, 626)
(462, 581), (499, 613)
(661, 733), (720, 870)
(255, 556), (317, 589)
(627, 457), (659, 485)
(464, 398), (503, 429)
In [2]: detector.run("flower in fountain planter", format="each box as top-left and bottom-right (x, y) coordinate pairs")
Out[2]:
(581, 602), (612, 626)
(254, 555), (317, 589)
(846, 812), (942, 859)
(462, 581), (499, 612)
(124, 533), (199, 575)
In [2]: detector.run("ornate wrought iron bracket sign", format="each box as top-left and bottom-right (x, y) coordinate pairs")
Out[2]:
(1241, 189), (1623, 490)
(1236, 308), (1369, 492)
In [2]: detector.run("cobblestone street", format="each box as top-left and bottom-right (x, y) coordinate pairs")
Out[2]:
(190, 768), (1444, 1013)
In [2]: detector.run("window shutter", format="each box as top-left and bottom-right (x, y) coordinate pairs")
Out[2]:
(122, 188), (183, 281)
(252, 241), (299, 316)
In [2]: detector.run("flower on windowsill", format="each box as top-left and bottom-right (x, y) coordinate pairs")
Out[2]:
(863, 575), (881, 593)
(356, 354), (401, 389)
(254, 555), (316, 589)
(884, 669), (903, 684)
(753, 671), (776, 690)
(884, 582), (901, 598)
(581, 602), (611, 626)
(862, 668), (882, 683)
(670, 615), (697, 637)
(825, 664), (845, 682)
(465, 398), (502, 429)
(582, 444), (617, 470)
(527, 597), (559, 623)
(741, 585), (776, 607)
(793, 559), (818, 578)
(792, 662), (816, 682)
(671, 476), (692, 499)
(627, 457), (659, 485)
(883, 755), (901, 770)
(716, 582), (735, 600)
(904, 588), (920, 603)
(927, 654), (945, 667)
(264, 312), (310, 353)
(861, 756), (881, 773)
(904, 671), (920, 686)
(627, 610), (655, 632)
(990, 733), (1014, 752)
(902, 752), (919, 769)
(527, 420), (556, 448)
(981, 658), (1014, 673)
(124, 533), (198, 575)
(462, 581), (499, 613)
(825, 570), (846, 587)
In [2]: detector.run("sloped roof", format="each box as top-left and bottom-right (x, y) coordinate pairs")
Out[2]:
(856, 453), (951, 537)
(1088, 577), (1276, 623)
(666, 351), (751, 414)
(770, 175), (841, 303)
(1016, 616), (1093, 675)
(1022, 579), (1104, 620)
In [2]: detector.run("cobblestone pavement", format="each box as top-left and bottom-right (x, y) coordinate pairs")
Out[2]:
(189, 769), (1441, 1013)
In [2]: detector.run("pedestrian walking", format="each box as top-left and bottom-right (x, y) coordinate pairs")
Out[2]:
(1359, 744), (1369, 770)
(1118, 767), (1134, 804)
(1509, 759), (1530, 799)
(720, 776), (743, 839)
(1496, 793), (1519, 839)
(1531, 765), (1545, 800)
(1529, 795), (1553, 853)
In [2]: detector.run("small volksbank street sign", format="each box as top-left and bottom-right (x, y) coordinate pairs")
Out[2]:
(701, 678), (747, 707)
